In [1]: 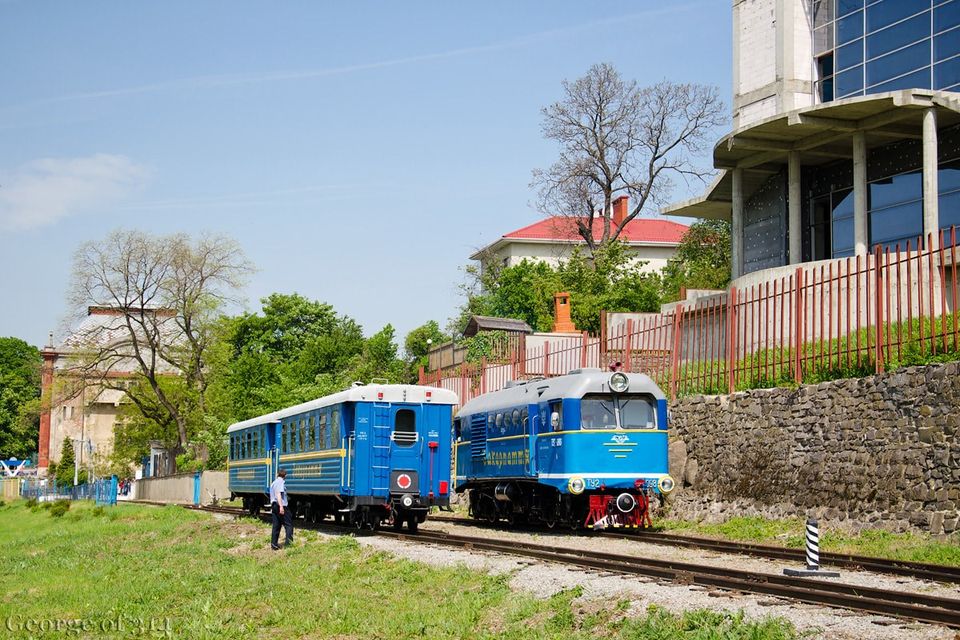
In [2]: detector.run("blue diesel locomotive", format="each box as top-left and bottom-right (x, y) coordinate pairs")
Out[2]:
(227, 383), (458, 531)
(454, 368), (674, 529)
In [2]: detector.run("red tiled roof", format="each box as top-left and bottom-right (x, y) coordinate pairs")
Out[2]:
(502, 216), (688, 245)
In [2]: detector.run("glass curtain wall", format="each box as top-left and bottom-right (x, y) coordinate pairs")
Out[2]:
(812, 0), (960, 101)
(808, 159), (960, 256)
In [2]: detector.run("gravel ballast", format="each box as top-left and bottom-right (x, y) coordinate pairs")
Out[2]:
(350, 518), (959, 640)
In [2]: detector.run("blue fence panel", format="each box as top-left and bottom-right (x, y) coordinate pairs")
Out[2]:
(94, 476), (118, 506)
(21, 477), (118, 506)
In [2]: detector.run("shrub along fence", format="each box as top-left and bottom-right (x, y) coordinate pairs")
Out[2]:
(422, 227), (959, 403)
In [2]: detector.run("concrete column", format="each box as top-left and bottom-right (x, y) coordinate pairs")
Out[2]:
(853, 131), (868, 256)
(923, 107), (940, 248)
(732, 167), (744, 280)
(788, 151), (802, 264)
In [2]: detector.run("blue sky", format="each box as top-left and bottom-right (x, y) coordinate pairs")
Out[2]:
(0, 1), (731, 349)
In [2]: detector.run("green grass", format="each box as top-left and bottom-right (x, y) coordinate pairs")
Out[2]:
(656, 515), (960, 566)
(0, 500), (801, 639)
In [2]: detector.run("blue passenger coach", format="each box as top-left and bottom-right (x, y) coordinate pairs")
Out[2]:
(455, 368), (674, 529)
(227, 383), (458, 531)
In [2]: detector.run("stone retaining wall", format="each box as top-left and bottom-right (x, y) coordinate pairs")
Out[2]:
(667, 362), (960, 534)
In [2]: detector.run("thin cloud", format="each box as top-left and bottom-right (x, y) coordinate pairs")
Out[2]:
(5, 3), (706, 110)
(118, 183), (375, 212)
(0, 154), (149, 231)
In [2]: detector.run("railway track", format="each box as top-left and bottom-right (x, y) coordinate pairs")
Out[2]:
(427, 514), (960, 585)
(383, 528), (960, 630)
(133, 503), (960, 629)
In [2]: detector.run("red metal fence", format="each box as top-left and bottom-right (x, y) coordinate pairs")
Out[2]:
(421, 227), (959, 403)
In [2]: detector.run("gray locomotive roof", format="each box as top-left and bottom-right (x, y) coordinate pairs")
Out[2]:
(227, 384), (458, 433)
(456, 368), (664, 417)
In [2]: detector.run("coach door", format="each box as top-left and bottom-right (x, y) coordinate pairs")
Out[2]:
(369, 402), (393, 497)
(388, 405), (421, 495)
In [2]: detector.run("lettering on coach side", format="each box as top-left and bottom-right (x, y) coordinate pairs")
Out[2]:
(484, 449), (530, 467)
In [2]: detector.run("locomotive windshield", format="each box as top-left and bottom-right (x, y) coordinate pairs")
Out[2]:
(579, 394), (656, 430)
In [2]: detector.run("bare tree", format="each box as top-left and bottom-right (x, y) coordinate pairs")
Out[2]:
(532, 63), (726, 255)
(63, 229), (253, 461)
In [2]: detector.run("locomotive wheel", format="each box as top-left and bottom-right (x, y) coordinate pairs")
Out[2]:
(406, 515), (418, 533)
(392, 513), (404, 531)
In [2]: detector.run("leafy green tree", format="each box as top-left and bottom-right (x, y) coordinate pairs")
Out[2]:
(455, 241), (661, 336)
(404, 321), (447, 372)
(209, 293), (366, 421)
(0, 337), (41, 459)
(660, 219), (731, 302)
(341, 325), (406, 384)
(557, 243), (662, 334)
(457, 260), (560, 333)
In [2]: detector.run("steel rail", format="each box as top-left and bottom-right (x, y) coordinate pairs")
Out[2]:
(427, 514), (960, 585)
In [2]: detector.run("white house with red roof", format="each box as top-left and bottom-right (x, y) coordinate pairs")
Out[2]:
(470, 196), (689, 273)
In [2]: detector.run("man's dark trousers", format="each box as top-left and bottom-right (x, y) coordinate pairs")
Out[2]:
(271, 502), (293, 548)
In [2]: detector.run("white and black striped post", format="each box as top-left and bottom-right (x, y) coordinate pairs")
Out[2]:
(784, 516), (839, 577)
(805, 517), (820, 570)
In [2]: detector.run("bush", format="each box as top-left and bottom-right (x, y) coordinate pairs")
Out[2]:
(25, 497), (37, 508)
(49, 500), (71, 518)
(92, 506), (106, 517)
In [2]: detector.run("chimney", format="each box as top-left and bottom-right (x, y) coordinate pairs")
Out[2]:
(552, 292), (577, 333)
(612, 195), (629, 227)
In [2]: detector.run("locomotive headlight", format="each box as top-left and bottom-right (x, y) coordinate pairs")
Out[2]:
(658, 475), (675, 494)
(609, 372), (629, 393)
(568, 477), (586, 495)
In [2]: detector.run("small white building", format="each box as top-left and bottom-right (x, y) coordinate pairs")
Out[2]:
(472, 196), (689, 273)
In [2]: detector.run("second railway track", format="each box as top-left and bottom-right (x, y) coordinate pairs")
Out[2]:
(427, 514), (960, 585)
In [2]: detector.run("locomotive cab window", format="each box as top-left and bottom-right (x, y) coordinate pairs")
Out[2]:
(549, 401), (562, 432)
(580, 394), (656, 430)
(393, 409), (416, 446)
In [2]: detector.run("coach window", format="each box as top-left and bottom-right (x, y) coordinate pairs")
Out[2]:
(318, 412), (328, 449)
(298, 419), (306, 452)
(331, 408), (341, 447)
(512, 409), (521, 431)
(495, 413), (503, 428)
(522, 408), (529, 431)
(394, 409), (416, 446)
